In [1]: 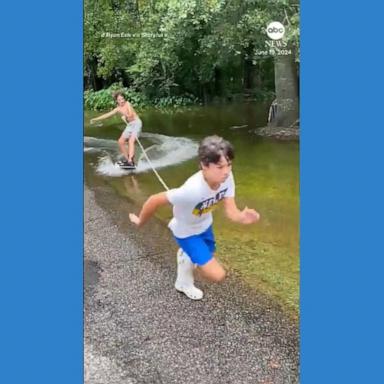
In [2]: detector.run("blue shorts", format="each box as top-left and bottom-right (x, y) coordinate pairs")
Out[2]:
(174, 226), (216, 266)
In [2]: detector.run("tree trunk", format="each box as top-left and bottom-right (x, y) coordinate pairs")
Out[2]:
(202, 84), (209, 104)
(214, 67), (224, 99)
(243, 44), (255, 98)
(271, 50), (299, 127)
(86, 56), (101, 91)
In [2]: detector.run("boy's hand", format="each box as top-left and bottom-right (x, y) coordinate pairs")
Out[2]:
(90, 118), (96, 124)
(240, 207), (260, 224)
(129, 213), (141, 226)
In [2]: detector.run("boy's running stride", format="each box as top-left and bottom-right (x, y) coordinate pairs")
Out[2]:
(129, 135), (260, 299)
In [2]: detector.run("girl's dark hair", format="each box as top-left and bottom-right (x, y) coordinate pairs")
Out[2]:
(198, 135), (234, 166)
(112, 91), (125, 101)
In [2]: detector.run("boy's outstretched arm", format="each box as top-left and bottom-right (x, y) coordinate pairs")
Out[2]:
(223, 197), (260, 225)
(90, 108), (118, 123)
(129, 192), (169, 227)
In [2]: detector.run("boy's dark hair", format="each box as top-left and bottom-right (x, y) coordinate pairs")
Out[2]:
(112, 91), (125, 101)
(198, 135), (234, 166)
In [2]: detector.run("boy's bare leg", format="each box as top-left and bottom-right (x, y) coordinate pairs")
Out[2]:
(127, 135), (136, 162)
(118, 135), (130, 161)
(197, 256), (226, 283)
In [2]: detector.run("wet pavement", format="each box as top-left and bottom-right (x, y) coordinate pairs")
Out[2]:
(84, 185), (299, 384)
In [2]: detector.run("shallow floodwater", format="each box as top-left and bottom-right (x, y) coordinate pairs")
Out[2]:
(84, 103), (299, 316)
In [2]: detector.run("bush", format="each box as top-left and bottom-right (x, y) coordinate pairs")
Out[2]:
(84, 83), (150, 111)
(152, 95), (200, 108)
(84, 83), (200, 111)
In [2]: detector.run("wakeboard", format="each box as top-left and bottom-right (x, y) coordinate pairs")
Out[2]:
(115, 159), (136, 170)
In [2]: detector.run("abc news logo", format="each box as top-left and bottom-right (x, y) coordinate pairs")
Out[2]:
(266, 22), (285, 40)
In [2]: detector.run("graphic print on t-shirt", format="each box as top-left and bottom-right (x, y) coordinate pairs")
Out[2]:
(192, 188), (228, 216)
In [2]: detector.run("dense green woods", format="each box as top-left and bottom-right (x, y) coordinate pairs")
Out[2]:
(84, 0), (299, 126)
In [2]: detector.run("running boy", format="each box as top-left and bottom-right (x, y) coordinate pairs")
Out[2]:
(90, 91), (142, 167)
(129, 135), (260, 300)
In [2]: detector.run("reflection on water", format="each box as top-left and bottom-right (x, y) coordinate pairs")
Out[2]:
(84, 103), (299, 316)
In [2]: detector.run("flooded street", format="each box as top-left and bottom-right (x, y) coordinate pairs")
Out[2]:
(84, 103), (299, 314)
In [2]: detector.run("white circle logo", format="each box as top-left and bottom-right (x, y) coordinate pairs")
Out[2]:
(266, 22), (285, 40)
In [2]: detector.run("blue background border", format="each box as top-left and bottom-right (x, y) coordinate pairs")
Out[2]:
(301, 1), (384, 383)
(1, 1), (383, 383)
(0, 2), (83, 383)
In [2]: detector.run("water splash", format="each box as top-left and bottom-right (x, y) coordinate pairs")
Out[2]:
(96, 156), (129, 177)
(84, 136), (119, 153)
(84, 133), (198, 177)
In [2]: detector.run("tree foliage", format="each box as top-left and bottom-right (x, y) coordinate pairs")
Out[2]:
(84, 0), (299, 106)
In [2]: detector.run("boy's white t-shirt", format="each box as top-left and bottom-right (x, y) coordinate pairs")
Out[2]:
(166, 170), (235, 238)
